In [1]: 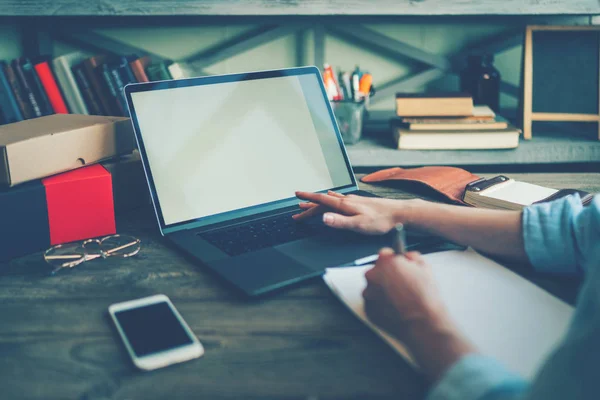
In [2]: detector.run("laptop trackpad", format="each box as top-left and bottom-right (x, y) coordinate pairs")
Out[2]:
(207, 248), (319, 296)
(277, 231), (392, 272)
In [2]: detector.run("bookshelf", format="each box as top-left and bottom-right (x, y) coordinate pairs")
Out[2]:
(353, 112), (600, 170)
(3, 2), (600, 170)
(349, 132), (600, 170)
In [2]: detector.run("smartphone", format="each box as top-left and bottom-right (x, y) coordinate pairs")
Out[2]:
(108, 294), (204, 370)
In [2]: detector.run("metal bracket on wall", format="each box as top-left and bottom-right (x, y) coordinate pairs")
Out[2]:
(41, 21), (525, 108)
(51, 24), (310, 77)
(324, 24), (523, 105)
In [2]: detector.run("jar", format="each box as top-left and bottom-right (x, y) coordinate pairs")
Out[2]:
(459, 54), (501, 113)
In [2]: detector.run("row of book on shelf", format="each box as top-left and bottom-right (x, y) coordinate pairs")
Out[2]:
(392, 92), (521, 150)
(0, 54), (197, 126)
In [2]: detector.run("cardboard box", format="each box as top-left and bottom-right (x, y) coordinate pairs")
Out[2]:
(42, 164), (116, 245)
(0, 181), (50, 261)
(0, 114), (134, 188)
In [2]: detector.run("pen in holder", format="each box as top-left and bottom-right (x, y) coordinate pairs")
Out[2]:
(331, 100), (367, 145)
(323, 64), (375, 145)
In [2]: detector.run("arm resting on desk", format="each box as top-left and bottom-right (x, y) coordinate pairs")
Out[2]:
(400, 200), (528, 265)
(295, 191), (529, 264)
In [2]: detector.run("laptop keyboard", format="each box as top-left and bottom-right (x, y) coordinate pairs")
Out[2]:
(199, 213), (328, 256)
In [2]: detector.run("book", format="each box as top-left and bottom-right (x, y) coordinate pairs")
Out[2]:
(471, 105), (496, 118)
(82, 55), (113, 116)
(100, 62), (125, 116)
(0, 61), (24, 123)
(399, 113), (507, 131)
(395, 92), (474, 117)
(109, 66), (126, 112)
(404, 105), (496, 124)
(462, 176), (593, 210)
(4, 62), (34, 119)
(146, 62), (172, 82)
(400, 118), (508, 131)
(72, 63), (104, 115)
(52, 53), (90, 115)
(12, 59), (43, 117)
(393, 125), (521, 150)
(167, 62), (197, 80)
(34, 59), (69, 114)
(119, 55), (138, 84)
(113, 56), (139, 116)
(323, 248), (573, 378)
(129, 56), (151, 83)
(19, 58), (54, 116)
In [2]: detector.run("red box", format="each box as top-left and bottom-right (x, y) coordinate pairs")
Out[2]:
(42, 164), (116, 245)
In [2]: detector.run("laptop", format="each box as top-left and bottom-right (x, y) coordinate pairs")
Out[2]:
(125, 66), (424, 296)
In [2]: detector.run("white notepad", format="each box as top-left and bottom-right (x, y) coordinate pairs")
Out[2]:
(323, 249), (574, 378)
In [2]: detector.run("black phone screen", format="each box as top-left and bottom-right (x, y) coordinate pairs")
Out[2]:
(114, 302), (194, 357)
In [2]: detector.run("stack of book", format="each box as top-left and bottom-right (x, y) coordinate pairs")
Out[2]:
(392, 92), (520, 150)
(0, 53), (197, 125)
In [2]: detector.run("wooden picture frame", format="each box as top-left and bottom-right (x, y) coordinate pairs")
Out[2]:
(523, 25), (600, 140)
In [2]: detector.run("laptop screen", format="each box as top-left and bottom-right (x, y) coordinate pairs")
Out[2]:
(128, 68), (354, 228)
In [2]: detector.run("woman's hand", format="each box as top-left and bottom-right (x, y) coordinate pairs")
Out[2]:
(294, 191), (416, 235)
(363, 248), (476, 381)
(363, 249), (447, 339)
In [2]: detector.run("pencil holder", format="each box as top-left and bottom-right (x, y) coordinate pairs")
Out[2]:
(331, 101), (367, 145)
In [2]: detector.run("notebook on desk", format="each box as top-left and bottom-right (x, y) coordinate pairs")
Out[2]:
(463, 176), (593, 210)
(323, 249), (574, 378)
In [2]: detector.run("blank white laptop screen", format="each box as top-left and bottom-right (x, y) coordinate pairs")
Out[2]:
(130, 73), (353, 226)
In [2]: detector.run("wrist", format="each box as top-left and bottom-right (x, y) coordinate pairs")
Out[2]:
(404, 311), (476, 381)
(404, 309), (456, 343)
(393, 198), (429, 229)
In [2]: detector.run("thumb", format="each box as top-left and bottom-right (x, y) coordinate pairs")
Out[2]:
(322, 213), (361, 231)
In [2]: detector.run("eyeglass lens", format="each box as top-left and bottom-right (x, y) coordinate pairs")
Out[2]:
(96, 235), (141, 258)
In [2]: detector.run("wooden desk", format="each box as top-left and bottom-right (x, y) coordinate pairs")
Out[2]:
(1, 173), (598, 400)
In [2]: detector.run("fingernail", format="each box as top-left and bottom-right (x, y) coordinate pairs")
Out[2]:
(379, 247), (394, 256)
(323, 213), (333, 224)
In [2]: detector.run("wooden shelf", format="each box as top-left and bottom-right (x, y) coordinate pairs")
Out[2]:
(2, 0), (599, 17)
(347, 130), (600, 169)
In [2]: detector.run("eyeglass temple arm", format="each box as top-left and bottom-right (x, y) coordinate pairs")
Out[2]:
(45, 240), (139, 260)
(104, 240), (139, 255)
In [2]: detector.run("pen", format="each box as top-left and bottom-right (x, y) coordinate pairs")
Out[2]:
(392, 223), (407, 255)
(342, 223), (409, 267)
(359, 73), (372, 96)
(351, 66), (361, 102)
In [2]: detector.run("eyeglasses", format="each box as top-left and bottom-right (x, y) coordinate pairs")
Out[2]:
(44, 234), (141, 275)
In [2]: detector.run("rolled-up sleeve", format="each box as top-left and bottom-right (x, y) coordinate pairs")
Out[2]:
(522, 195), (599, 275)
(427, 354), (527, 400)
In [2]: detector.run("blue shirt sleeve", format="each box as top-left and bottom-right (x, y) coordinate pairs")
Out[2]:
(426, 354), (527, 400)
(522, 195), (600, 275)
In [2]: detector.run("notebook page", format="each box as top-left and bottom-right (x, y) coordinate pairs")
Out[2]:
(323, 249), (573, 378)
(480, 180), (557, 206)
